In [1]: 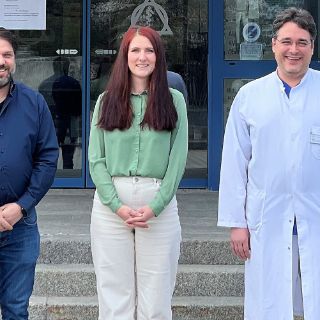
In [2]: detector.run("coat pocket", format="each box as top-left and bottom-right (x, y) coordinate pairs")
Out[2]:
(245, 187), (265, 231)
(310, 126), (320, 159)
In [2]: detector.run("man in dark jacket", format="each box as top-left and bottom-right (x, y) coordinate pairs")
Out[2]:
(0, 28), (59, 319)
(167, 70), (188, 104)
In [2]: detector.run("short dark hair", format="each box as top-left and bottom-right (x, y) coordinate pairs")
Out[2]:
(272, 7), (317, 40)
(0, 27), (18, 53)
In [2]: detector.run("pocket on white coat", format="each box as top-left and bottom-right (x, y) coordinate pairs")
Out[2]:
(245, 186), (266, 231)
(310, 126), (320, 159)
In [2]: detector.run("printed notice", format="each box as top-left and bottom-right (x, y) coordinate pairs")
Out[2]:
(0, 0), (46, 30)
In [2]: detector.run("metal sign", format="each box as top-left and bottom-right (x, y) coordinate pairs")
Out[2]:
(131, 0), (173, 35)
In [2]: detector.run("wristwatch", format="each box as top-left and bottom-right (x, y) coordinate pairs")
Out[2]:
(21, 207), (27, 217)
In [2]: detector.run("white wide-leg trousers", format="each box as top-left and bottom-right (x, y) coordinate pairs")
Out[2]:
(91, 177), (181, 320)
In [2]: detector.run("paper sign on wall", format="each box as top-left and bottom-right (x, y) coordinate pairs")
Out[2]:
(0, 0), (46, 30)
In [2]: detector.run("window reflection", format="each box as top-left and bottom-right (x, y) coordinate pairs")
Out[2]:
(224, 79), (252, 125)
(13, 0), (83, 178)
(39, 58), (82, 170)
(224, 0), (309, 60)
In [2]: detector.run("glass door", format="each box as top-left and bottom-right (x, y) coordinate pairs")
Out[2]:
(13, 0), (86, 187)
(210, 0), (320, 189)
(88, 0), (209, 188)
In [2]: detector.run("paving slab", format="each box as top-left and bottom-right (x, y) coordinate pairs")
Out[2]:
(36, 189), (224, 241)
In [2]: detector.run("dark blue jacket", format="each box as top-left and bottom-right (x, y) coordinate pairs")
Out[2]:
(0, 80), (59, 215)
(167, 71), (188, 104)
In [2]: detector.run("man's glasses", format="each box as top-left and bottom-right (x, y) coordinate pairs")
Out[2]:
(275, 38), (312, 48)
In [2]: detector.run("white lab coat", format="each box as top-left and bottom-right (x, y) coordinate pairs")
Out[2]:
(218, 69), (320, 320)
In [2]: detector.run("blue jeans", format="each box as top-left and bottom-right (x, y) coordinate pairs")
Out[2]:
(0, 209), (40, 320)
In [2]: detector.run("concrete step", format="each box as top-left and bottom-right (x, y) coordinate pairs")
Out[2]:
(33, 264), (244, 298)
(38, 237), (242, 265)
(28, 295), (244, 320)
(175, 264), (244, 297)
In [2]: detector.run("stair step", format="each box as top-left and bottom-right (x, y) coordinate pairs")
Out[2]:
(173, 296), (244, 320)
(39, 237), (243, 265)
(28, 295), (244, 320)
(33, 264), (244, 297)
(176, 264), (244, 296)
(34, 264), (96, 297)
(29, 296), (97, 320)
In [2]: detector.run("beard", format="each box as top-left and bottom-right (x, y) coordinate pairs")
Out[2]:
(0, 64), (15, 89)
(0, 74), (11, 88)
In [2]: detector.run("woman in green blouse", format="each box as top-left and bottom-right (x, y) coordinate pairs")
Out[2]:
(88, 26), (188, 320)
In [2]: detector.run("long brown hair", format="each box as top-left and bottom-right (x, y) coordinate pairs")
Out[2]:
(98, 26), (177, 131)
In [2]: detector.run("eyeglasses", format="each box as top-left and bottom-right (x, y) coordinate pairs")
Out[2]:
(275, 38), (312, 48)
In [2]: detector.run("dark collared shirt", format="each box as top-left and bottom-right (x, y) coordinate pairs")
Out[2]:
(0, 80), (59, 214)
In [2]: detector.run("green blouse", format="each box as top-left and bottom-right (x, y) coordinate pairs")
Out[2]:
(88, 88), (188, 216)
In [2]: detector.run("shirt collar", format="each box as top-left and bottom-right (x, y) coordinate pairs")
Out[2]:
(281, 80), (291, 98)
(8, 78), (15, 96)
(274, 68), (310, 88)
(0, 78), (15, 102)
(130, 90), (148, 96)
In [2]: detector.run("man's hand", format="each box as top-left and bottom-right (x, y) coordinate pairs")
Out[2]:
(0, 203), (23, 231)
(125, 205), (155, 229)
(230, 227), (251, 260)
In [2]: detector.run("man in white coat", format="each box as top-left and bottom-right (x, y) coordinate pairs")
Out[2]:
(218, 7), (319, 320)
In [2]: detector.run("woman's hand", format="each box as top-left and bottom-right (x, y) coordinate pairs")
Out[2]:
(125, 205), (155, 229)
(116, 205), (139, 221)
